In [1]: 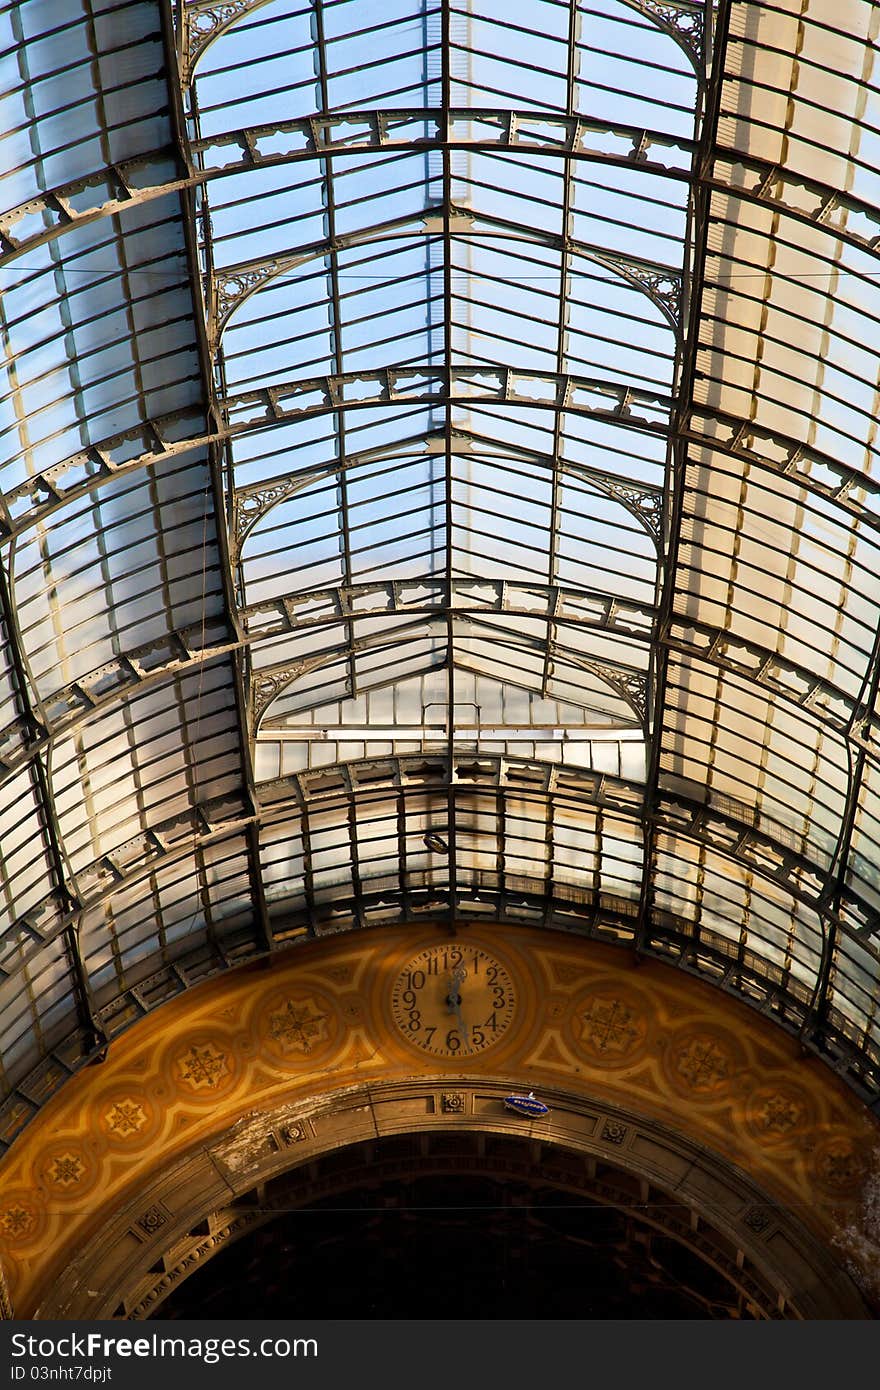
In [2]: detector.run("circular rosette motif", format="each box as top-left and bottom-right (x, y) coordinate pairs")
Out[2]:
(810, 1132), (869, 1196)
(96, 1089), (161, 1148)
(168, 1035), (240, 1103)
(663, 1026), (745, 1098)
(744, 1082), (815, 1146)
(565, 985), (650, 1068)
(36, 1142), (99, 1199)
(0, 1191), (46, 1248)
(260, 988), (340, 1064)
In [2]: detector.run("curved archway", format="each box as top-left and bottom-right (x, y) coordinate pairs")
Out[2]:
(33, 1081), (868, 1321)
(143, 1132), (791, 1320)
(1, 924), (874, 1319)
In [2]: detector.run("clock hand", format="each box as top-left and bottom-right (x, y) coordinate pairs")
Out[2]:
(454, 996), (470, 1054)
(447, 965), (470, 1055)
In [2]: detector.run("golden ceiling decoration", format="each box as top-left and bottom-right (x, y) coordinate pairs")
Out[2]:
(0, 924), (875, 1317)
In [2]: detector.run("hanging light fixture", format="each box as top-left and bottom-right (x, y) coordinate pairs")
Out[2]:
(423, 832), (449, 854)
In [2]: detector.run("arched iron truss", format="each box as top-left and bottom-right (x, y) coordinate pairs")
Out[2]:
(1, 0), (880, 1152)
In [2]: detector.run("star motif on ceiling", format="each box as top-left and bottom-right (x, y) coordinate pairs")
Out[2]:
(1, 1205), (35, 1238)
(757, 1094), (802, 1134)
(268, 999), (329, 1055)
(48, 1153), (85, 1187)
(104, 1098), (147, 1137)
(674, 1036), (731, 1090)
(177, 1043), (230, 1090)
(577, 997), (642, 1055)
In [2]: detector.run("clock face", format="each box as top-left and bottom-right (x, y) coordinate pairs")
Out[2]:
(390, 943), (517, 1057)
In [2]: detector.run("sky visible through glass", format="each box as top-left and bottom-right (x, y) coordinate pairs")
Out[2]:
(3, 0), (880, 1120)
(186, 0), (698, 788)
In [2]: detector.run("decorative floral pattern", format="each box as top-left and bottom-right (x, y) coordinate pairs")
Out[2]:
(756, 1093), (802, 1134)
(176, 1043), (230, 1092)
(137, 1205), (168, 1237)
(104, 1098), (148, 1138)
(267, 997), (330, 1055)
(670, 1034), (735, 1093)
(743, 1083), (814, 1147)
(0, 1202), (38, 1241)
(744, 1208), (770, 1233)
(814, 1137), (866, 1192)
(47, 1153), (85, 1188)
(570, 990), (648, 1065)
(601, 1120), (628, 1145)
(578, 998), (640, 1053)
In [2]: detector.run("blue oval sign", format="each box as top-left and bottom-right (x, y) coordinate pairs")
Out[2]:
(504, 1092), (549, 1117)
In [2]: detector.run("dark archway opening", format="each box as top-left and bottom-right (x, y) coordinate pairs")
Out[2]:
(151, 1134), (769, 1320)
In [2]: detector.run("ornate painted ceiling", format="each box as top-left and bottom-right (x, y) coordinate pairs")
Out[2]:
(1, 0), (880, 1167)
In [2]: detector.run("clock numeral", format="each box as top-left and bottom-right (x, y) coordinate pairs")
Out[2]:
(424, 1026), (436, 1046)
(425, 948), (463, 973)
(404, 969), (426, 991)
(445, 1029), (462, 1052)
(472, 1026), (486, 1047)
(486, 965), (497, 984)
(482, 1011), (499, 1032)
(407, 1009), (421, 1031)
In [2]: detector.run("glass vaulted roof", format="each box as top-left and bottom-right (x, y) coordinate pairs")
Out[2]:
(1, 0), (880, 1144)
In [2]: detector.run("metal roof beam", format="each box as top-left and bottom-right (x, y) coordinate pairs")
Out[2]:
(8, 111), (880, 275)
(159, 0), (270, 957)
(0, 369), (668, 549)
(638, 0), (733, 955)
(0, 554), (105, 1060)
(0, 110), (696, 268)
(0, 583), (654, 791)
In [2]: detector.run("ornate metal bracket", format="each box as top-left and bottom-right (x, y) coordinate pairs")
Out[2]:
(180, 2), (265, 84)
(627, 0), (705, 69)
(210, 261), (281, 352)
(586, 664), (649, 722)
(251, 666), (304, 724)
(231, 479), (302, 566)
(603, 478), (664, 541)
(591, 250), (682, 331)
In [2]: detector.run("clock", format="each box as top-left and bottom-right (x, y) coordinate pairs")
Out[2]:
(390, 942), (517, 1057)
